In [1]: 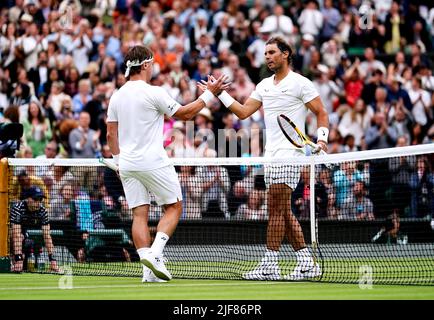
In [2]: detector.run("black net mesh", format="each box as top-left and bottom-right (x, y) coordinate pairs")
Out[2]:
(7, 150), (434, 285)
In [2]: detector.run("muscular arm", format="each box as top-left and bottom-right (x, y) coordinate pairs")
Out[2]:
(305, 96), (329, 142)
(197, 77), (262, 120)
(42, 225), (55, 255)
(11, 223), (22, 255)
(173, 99), (207, 121)
(175, 75), (230, 120)
(106, 121), (120, 155)
(225, 97), (262, 120)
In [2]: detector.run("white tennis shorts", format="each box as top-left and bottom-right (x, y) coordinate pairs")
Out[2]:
(263, 149), (304, 190)
(119, 165), (183, 209)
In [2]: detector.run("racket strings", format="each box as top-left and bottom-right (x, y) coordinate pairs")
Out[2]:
(279, 118), (304, 147)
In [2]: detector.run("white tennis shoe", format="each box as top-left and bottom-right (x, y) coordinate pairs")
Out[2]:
(140, 251), (172, 281)
(242, 258), (281, 280)
(284, 258), (322, 281)
(142, 265), (167, 283)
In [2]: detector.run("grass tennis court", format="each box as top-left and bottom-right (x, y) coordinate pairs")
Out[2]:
(62, 255), (434, 285)
(1, 273), (434, 300)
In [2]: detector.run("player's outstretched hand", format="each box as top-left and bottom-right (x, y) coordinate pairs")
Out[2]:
(197, 75), (231, 96)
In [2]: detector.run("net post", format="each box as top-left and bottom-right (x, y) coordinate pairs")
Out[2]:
(309, 158), (318, 262)
(0, 158), (10, 271)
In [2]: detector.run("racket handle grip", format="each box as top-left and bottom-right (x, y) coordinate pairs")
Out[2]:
(310, 142), (322, 154)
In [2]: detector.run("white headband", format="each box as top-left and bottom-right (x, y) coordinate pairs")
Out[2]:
(124, 57), (153, 78)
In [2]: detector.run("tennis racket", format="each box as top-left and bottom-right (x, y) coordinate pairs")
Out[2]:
(277, 114), (326, 155)
(99, 157), (118, 171)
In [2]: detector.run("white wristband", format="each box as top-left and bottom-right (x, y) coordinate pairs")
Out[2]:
(317, 127), (329, 144)
(218, 90), (235, 108)
(113, 154), (119, 165)
(199, 90), (214, 106)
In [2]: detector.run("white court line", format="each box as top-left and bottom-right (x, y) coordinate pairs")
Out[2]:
(0, 281), (310, 291)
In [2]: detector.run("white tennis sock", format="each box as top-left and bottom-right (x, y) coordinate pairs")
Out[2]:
(137, 247), (150, 261)
(151, 232), (170, 255)
(296, 248), (312, 262)
(264, 249), (279, 263)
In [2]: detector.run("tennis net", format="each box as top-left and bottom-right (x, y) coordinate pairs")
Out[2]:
(4, 144), (434, 285)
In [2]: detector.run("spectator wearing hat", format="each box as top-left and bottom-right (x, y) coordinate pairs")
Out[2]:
(195, 107), (214, 131)
(24, 0), (45, 26)
(313, 64), (341, 116)
(10, 169), (49, 206)
(8, 0), (25, 24)
(246, 24), (270, 83)
(293, 33), (316, 73)
(10, 186), (59, 273)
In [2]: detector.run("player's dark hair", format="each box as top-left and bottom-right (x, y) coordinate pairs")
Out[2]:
(124, 45), (153, 78)
(265, 36), (293, 65)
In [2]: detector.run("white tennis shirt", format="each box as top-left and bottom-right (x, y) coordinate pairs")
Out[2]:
(107, 80), (181, 171)
(250, 70), (319, 153)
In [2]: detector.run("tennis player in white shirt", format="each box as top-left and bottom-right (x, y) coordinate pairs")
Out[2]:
(200, 36), (329, 281)
(106, 45), (228, 282)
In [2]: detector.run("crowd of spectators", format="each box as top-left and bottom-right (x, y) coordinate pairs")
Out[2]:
(1, 0), (433, 228)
